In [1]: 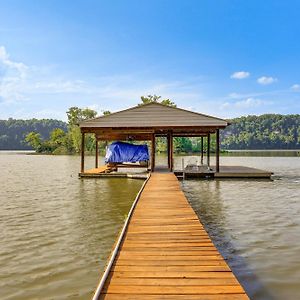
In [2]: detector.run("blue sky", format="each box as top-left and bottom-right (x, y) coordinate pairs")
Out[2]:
(0, 0), (300, 120)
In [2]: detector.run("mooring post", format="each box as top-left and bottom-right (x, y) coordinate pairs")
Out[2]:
(95, 137), (98, 168)
(170, 131), (173, 171)
(201, 136), (204, 165)
(216, 129), (220, 173)
(207, 133), (210, 168)
(167, 132), (170, 168)
(81, 132), (85, 173)
(151, 133), (155, 172)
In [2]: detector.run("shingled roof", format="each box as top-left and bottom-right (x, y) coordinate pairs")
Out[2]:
(79, 102), (228, 129)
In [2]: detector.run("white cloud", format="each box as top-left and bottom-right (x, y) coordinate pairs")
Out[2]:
(0, 46), (29, 103)
(257, 76), (277, 85)
(0, 46), (28, 78)
(291, 84), (300, 91)
(235, 98), (263, 108)
(0, 46), (90, 104)
(230, 71), (250, 79)
(220, 97), (271, 112)
(0, 48), (208, 118)
(34, 80), (86, 93)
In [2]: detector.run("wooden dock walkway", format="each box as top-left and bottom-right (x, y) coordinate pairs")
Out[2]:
(96, 173), (249, 299)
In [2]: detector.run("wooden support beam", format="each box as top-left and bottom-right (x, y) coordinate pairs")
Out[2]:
(167, 133), (170, 168)
(207, 133), (210, 167)
(95, 137), (99, 168)
(216, 129), (220, 173)
(81, 132), (85, 173)
(200, 136), (204, 165)
(151, 133), (155, 172)
(170, 131), (173, 171)
(80, 125), (226, 134)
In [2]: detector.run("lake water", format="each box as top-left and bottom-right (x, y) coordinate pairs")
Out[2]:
(0, 152), (299, 299)
(181, 156), (300, 300)
(0, 152), (143, 299)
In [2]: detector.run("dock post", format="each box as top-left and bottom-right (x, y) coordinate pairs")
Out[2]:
(95, 137), (98, 168)
(207, 133), (210, 168)
(151, 133), (155, 172)
(200, 136), (204, 165)
(167, 132), (170, 168)
(170, 131), (173, 171)
(81, 132), (85, 173)
(216, 129), (220, 172)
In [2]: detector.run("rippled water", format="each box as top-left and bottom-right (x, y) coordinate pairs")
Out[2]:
(1, 152), (299, 300)
(0, 152), (142, 300)
(181, 156), (300, 300)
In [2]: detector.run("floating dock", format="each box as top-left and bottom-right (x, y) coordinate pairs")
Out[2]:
(174, 165), (273, 179)
(80, 165), (148, 179)
(80, 165), (273, 179)
(93, 173), (249, 299)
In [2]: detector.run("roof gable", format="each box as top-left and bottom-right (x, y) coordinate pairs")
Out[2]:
(80, 102), (228, 128)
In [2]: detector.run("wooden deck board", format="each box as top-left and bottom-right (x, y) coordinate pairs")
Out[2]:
(84, 166), (110, 174)
(99, 295), (249, 300)
(98, 173), (249, 299)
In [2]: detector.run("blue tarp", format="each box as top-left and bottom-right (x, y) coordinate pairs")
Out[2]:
(105, 141), (149, 164)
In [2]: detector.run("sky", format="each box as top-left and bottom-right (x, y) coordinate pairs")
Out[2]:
(0, 0), (300, 120)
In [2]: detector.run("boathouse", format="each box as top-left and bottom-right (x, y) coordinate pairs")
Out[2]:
(79, 102), (228, 173)
(78, 103), (271, 299)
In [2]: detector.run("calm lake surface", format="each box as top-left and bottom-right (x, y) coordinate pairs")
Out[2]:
(1, 151), (299, 299)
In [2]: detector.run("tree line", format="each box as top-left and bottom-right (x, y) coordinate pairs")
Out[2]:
(0, 119), (67, 150)
(221, 114), (300, 149)
(0, 95), (299, 152)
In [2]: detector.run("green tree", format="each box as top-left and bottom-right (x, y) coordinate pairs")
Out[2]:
(66, 107), (97, 127)
(65, 107), (98, 153)
(50, 128), (66, 146)
(25, 132), (42, 151)
(139, 95), (177, 107)
(174, 137), (193, 153)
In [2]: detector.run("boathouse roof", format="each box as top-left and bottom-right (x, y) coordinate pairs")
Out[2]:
(79, 102), (228, 130)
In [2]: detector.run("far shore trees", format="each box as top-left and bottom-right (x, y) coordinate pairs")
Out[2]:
(18, 96), (300, 154)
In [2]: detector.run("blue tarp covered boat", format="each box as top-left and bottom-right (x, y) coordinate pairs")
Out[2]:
(105, 141), (149, 164)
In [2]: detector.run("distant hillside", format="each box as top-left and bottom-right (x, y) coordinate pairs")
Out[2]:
(0, 119), (67, 150)
(221, 114), (300, 150)
(0, 114), (299, 150)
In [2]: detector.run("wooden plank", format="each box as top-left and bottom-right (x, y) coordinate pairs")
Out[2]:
(111, 265), (231, 272)
(104, 277), (240, 286)
(99, 294), (249, 300)
(109, 270), (234, 278)
(117, 254), (222, 261)
(84, 166), (109, 174)
(103, 285), (246, 294)
(97, 173), (249, 299)
(118, 250), (220, 256)
(120, 247), (220, 251)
